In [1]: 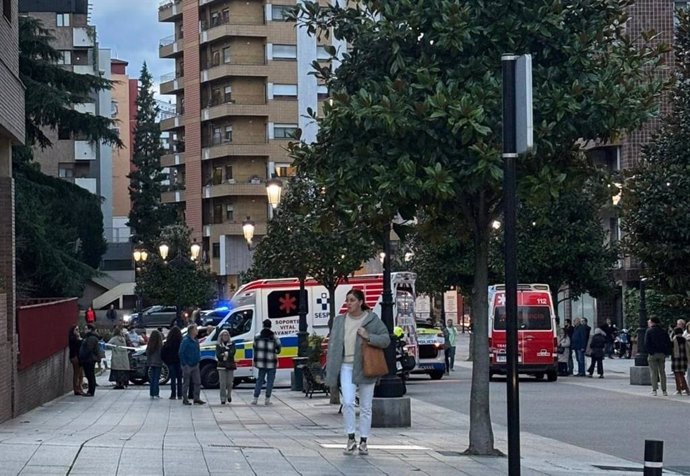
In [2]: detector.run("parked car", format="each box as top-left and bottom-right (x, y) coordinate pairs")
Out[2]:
(129, 348), (170, 386)
(124, 305), (180, 329)
(200, 307), (231, 327)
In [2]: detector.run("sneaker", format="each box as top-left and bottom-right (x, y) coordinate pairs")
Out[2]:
(343, 438), (357, 455)
(662, 391), (668, 396)
(251, 398), (258, 405)
(169, 395), (176, 400)
(674, 391), (682, 395)
(183, 399), (191, 405)
(228, 395), (232, 403)
(265, 399), (272, 406)
(587, 374), (593, 378)
(221, 401), (225, 405)
(598, 375), (604, 379)
(193, 399), (206, 405)
(651, 390), (657, 396)
(358, 441), (368, 455)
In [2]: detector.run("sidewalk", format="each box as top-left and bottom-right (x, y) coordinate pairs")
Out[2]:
(0, 366), (676, 476)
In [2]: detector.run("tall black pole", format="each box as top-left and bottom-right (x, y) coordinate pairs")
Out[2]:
(635, 271), (649, 367)
(374, 223), (405, 398)
(297, 276), (309, 357)
(502, 53), (521, 476)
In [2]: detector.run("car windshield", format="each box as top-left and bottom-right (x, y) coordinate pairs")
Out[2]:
(493, 306), (551, 330)
(220, 310), (253, 338)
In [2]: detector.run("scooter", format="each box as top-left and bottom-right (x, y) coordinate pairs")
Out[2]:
(615, 330), (631, 359)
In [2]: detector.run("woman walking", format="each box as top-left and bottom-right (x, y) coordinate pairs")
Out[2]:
(146, 330), (163, 399)
(325, 289), (390, 456)
(108, 328), (130, 389)
(587, 328), (607, 378)
(216, 330), (236, 404)
(68, 326), (84, 395)
(162, 326), (183, 399)
(671, 327), (690, 395)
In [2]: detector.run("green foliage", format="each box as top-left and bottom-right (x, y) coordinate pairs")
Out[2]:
(17, 16), (121, 151)
(128, 63), (176, 248)
(622, 8), (690, 297)
(14, 163), (106, 298)
(289, 0), (668, 454)
(307, 334), (326, 364)
(623, 286), (690, 333)
(137, 225), (216, 308)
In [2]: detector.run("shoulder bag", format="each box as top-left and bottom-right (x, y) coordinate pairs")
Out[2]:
(361, 340), (388, 378)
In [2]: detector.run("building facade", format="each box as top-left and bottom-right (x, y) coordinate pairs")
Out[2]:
(157, 0), (336, 293)
(0, 0), (25, 422)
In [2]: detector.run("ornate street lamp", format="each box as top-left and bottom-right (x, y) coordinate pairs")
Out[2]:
(158, 243), (169, 261)
(190, 239), (201, 262)
(266, 177), (283, 209)
(242, 216), (256, 248)
(133, 246), (148, 314)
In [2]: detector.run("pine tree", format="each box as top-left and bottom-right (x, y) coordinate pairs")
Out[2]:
(128, 63), (170, 249)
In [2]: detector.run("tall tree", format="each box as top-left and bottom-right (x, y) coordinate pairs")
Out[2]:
(128, 63), (174, 249)
(290, 0), (667, 454)
(13, 16), (122, 297)
(622, 8), (690, 305)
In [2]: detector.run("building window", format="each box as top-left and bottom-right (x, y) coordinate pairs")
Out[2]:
(271, 5), (294, 21)
(58, 126), (70, 140)
(273, 44), (297, 60)
(212, 242), (220, 259)
(222, 47), (231, 64)
(273, 84), (297, 98)
(56, 51), (72, 65)
(213, 203), (223, 224)
(224, 126), (233, 143)
(224, 85), (232, 103)
(225, 204), (234, 221)
(317, 84), (328, 98)
(225, 164), (233, 181)
(58, 165), (74, 178)
(212, 166), (223, 185)
(274, 163), (296, 177)
(274, 124), (298, 139)
(317, 45), (331, 60)
(56, 13), (70, 27)
(3, 0), (10, 21)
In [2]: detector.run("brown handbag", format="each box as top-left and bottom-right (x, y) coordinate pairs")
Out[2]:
(361, 340), (388, 377)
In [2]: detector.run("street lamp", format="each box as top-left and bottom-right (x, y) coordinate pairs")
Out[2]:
(266, 177), (283, 209)
(190, 239), (201, 262)
(242, 216), (256, 249)
(132, 246), (148, 314)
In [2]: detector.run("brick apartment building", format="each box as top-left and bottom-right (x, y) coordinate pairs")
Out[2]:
(0, 0), (25, 422)
(157, 0), (340, 294)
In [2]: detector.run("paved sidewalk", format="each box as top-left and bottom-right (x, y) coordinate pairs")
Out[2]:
(0, 365), (677, 476)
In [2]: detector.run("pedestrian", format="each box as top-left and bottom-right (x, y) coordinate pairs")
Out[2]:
(216, 330), (236, 404)
(683, 322), (690, 388)
(192, 306), (202, 326)
(68, 325), (84, 396)
(78, 324), (101, 396)
(106, 304), (117, 325)
(146, 329), (163, 399)
(671, 327), (690, 395)
(557, 328), (570, 376)
(645, 316), (672, 396)
(85, 305), (96, 326)
(325, 288), (391, 456)
(162, 326), (183, 400)
(587, 328), (606, 378)
(179, 324), (205, 405)
(601, 318), (617, 359)
(252, 319), (282, 406)
(564, 319), (574, 375)
(571, 318), (588, 376)
(127, 326), (144, 347)
(443, 319), (458, 374)
(107, 328), (130, 389)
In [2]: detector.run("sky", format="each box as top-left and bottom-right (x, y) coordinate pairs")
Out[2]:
(91, 0), (172, 96)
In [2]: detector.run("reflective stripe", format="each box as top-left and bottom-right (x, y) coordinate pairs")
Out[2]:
(644, 462), (663, 468)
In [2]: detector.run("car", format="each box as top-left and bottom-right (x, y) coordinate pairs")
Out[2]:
(124, 305), (180, 329)
(128, 348), (170, 386)
(200, 307), (231, 327)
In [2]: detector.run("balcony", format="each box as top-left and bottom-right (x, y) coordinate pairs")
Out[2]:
(161, 189), (186, 204)
(201, 98), (268, 121)
(74, 141), (96, 160)
(159, 34), (184, 59)
(203, 181), (267, 199)
(73, 27), (94, 48)
(200, 17), (267, 44)
(158, 0), (182, 22)
(161, 151), (185, 168)
(201, 62), (267, 83)
(160, 72), (184, 95)
(199, 0), (224, 6)
(160, 115), (183, 132)
(202, 141), (272, 160)
(204, 222), (267, 237)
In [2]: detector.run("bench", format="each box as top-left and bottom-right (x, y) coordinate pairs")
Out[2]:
(302, 363), (330, 399)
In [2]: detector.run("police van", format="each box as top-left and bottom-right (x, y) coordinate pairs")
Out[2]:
(197, 272), (418, 388)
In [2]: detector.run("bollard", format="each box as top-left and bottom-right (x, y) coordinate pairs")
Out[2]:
(643, 439), (663, 476)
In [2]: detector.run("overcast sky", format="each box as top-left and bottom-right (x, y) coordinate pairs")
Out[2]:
(92, 0), (172, 95)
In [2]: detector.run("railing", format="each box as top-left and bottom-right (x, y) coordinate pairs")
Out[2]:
(200, 15), (265, 31)
(202, 58), (267, 69)
(159, 0), (181, 9)
(160, 71), (183, 83)
(204, 139), (268, 147)
(159, 34), (182, 48)
(205, 94), (266, 107)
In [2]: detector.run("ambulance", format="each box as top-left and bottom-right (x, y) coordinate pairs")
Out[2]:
(488, 283), (558, 381)
(197, 272), (418, 388)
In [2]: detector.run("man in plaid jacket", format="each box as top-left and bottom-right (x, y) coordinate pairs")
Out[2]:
(252, 319), (282, 405)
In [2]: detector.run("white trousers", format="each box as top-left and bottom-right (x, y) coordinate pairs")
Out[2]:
(340, 363), (376, 438)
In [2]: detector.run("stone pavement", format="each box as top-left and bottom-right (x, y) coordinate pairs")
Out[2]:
(0, 360), (679, 476)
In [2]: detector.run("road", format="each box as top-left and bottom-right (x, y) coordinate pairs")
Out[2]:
(405, 337), (690, 474)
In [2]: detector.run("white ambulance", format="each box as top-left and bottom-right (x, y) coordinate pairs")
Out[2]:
(197, 272), (418, 388)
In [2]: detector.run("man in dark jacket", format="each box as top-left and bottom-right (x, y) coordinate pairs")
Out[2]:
(645, 316), (671, 396)
(571, 318), (588, 376)
(179, 324), (205, 405)
(78, 324), (100, 396)
(252, 319), (282, 406)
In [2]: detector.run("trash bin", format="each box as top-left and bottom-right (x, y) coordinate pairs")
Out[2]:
(291, 356), (309, 392)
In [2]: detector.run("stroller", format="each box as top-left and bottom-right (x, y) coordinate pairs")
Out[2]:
(615, 329), (631, 359)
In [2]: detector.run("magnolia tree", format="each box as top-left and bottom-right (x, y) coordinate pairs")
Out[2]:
(289, 0), (668, 454)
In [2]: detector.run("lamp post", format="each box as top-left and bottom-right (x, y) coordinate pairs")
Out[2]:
(132, 247), (148, 314)
(158, 239), (205, 327)
(635, 273), (649, 366)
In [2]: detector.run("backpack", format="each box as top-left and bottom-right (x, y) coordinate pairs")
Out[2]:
(78, 337), (92, 364)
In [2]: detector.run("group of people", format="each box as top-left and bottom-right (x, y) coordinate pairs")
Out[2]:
(645, 317), (690, 396)
(557, 317), (622, 378)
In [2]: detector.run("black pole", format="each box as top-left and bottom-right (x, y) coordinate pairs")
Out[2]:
(502, 53), (521, 476)
(635, 273), (649, 367)
(643, 440), (663, 476)
(297, 276), (309, 357)
(374, 223), (405, 398)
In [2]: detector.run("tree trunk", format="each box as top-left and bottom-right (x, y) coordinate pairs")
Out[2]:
(465, 225), (499, 455)
(326, 283), (340, 404)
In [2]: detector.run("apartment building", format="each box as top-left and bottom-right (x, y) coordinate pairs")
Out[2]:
(158, 0), (339, 292)
(0, 0), (25, 423)
(18, 0), (116, 243)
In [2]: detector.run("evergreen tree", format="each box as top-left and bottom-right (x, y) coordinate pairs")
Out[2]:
(622, 8), (690, 305)
(128, 63), (173, 249)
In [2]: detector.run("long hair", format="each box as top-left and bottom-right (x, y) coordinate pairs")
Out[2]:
(166, 326), (182, 347)
(346, 289), (370, 311)
(68, 325), (79, 343)
(147, 329), (163, 354)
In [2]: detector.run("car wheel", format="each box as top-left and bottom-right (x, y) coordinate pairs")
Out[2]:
(200, 363), (219, 389)
(148, 364), (170, 385)
(429, 370), (444, 380)
(546, 370), (558, 382)
(535, 373), (545, 380)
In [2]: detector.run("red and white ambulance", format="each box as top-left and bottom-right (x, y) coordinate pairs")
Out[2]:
(488, 283), (558, 381)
